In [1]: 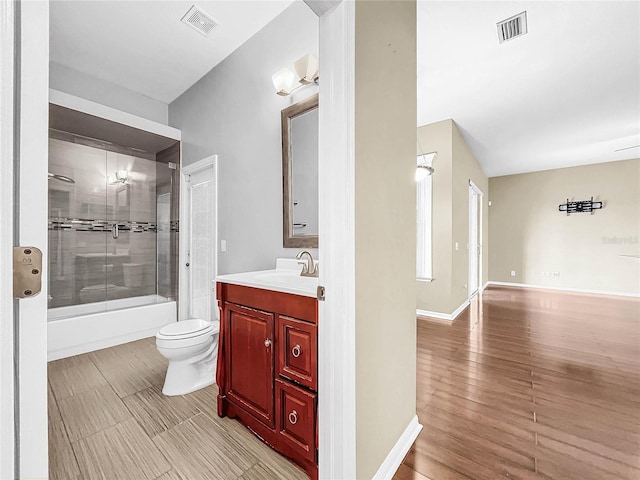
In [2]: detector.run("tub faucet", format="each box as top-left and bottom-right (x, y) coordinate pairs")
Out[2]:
(296, 250), (318, 278)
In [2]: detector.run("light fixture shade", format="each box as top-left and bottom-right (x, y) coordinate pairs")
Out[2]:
(272, 67), (296, 96)
(415, 165), (433, 181)
(415, 151), (436, 181)
(294, 54), (319, 85)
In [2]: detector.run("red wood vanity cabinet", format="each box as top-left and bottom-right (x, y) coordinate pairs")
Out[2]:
(216, 282), (318, 479)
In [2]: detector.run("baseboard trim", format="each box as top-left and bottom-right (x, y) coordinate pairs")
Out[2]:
(416, 299), (470, 322)
(372, 415), (423, 480)
(486, 281), (640, 298)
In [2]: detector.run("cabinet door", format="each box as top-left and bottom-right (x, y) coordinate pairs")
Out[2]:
(226, 304), (275, 428)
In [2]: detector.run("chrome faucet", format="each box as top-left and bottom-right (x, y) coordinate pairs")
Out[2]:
(296, 250), (319, 278)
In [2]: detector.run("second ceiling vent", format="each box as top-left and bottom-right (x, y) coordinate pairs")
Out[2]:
(497, 11), (527, 44)
(181, 5), (220, 37)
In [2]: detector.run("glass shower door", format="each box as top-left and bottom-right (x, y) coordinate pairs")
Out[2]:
(48, 137), (109, 317)
(105, 151), (158, 306)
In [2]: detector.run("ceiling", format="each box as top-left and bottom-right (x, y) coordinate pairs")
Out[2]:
(50, 1), (640, 177)
(50, 1), (295, 104)
(418, 1), (640, 177)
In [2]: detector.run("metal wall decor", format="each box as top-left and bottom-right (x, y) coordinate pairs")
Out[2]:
(558, 197), (603, 215)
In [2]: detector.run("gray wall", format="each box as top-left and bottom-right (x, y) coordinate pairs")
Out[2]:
(50, 62), (169, 124)
(169, 2), (319, 274)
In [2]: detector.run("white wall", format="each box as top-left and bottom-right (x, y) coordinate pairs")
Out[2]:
(169, 2), (319, 274)
(50, 62), (168, 124)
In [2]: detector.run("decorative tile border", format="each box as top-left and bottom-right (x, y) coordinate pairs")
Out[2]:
(48, 218), (159, 233)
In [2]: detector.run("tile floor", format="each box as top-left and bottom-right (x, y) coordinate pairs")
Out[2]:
(48, 337), (308, 480)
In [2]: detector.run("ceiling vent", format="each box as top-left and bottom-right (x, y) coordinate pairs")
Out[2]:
(181, 5), (220, 37)
(497, 11), (527, 44)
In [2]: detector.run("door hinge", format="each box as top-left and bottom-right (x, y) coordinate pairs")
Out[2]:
(317, 285), (325, 301)
(13, 246), (43, 299)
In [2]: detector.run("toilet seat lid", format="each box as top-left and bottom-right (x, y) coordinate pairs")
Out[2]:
(158, 319), (216, 337)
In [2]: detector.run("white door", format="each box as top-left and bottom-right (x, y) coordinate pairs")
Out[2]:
(468, 182), (482, 298)
(0, 1), (49, 478)
(180, 157), (217, 323)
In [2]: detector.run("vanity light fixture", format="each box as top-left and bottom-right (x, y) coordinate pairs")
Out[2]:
(272, 54), (319, 96)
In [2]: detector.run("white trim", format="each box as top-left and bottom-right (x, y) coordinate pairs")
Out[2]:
(49, 89), (181, 141)
(468, 181), (483, 300)
(372, 416), (423, 480)
(179, 155), (218, 322)
(468, 179), (483, 194)
(417, 299), (470, 322)
(17, 1), (49, 476)
(482, 281), (489, 291)
(0, 0), (16, 476)
(486, 281), (640, 298)
(317, 1), (356, 479)
(182, 155), (217, 175)
(47, 301), (176, 361)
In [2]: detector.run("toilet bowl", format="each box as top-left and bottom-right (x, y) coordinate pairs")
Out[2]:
(156, 318), (220, 396)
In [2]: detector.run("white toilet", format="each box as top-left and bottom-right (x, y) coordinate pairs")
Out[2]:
(156, 318), (220, 396)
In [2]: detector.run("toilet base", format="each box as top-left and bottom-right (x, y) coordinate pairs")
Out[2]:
(161, 359), (217, 396)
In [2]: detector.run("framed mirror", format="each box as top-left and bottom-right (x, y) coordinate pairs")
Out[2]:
(282, 93), (319, 248)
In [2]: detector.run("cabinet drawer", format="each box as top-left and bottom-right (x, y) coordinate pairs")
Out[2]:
(275, 379), (316, 463)
(277, 316), (317, 390)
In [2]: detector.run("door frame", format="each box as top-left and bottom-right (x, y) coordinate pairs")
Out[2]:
(0, 1), (18, 476)
(179, 155), (218, 322)
(468, 180), (483, 299)
(0, 1), (50, 477)
(317, 1), (357, 478)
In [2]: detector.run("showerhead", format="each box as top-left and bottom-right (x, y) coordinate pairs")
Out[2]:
(48, 173), (75, 184)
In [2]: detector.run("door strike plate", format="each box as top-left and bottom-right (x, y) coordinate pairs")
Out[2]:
(13, 246), (43, 299)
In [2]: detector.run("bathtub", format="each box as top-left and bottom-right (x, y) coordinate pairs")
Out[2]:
(48, 294), (177, 361)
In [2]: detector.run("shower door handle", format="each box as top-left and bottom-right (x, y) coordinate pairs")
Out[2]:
(111, 224), (119, 239)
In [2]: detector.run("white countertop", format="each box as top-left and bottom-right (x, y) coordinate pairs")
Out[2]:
(215, 258), (318, 298)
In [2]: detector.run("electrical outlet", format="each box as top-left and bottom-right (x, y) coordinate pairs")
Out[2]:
(455, 242), (459, 251)
(221, 240), (227, 252)
(510, 270), (516, 277)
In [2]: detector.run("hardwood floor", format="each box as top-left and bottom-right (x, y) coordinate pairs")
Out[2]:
(48, 337), (307, 480)
(396, 286), (640, 480)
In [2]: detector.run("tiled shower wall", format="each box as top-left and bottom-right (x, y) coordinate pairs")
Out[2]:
(48, 136), (177, 309)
